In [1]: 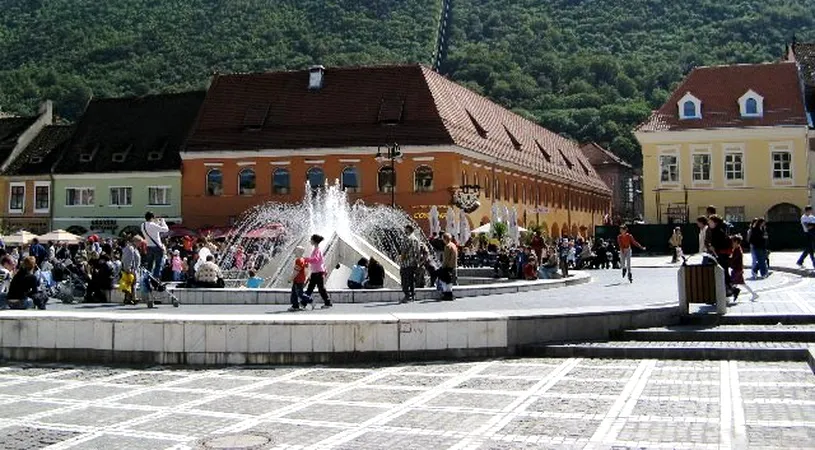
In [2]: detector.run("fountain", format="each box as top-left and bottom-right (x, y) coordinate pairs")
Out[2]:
(217, 180), (419, 289)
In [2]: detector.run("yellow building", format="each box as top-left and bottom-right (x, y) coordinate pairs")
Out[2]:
(636, 62), (811, 224)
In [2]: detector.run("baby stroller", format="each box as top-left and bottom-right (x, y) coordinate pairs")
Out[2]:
(52, 260), (88, 304)
(140, 267), (180, 309)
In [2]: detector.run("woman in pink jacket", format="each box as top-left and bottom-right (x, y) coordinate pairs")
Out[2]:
(304, 234), (332, 308)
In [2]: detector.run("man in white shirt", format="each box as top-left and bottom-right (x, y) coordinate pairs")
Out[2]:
(141, 211), (168, 279)
(796, 206), (815, 269)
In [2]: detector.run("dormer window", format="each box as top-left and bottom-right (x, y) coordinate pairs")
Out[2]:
(738, 90), (764, 118)
(678, 92), (702, 119)
(503, 126), (521, 151)
(111, 144), (132, 163)
(78, 145), (99, 163)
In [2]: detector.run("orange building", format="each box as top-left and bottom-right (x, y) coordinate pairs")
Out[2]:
(181, 65), (611, 238)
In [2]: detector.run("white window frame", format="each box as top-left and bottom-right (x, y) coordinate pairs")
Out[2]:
(723, 144), (746, 187)
(658, 146), (680, 187)
(8, 182), (25, 214)
(109, 186), (133, 207)
(770, 142), (794, 186)
(690, 147), (712, 186)
(738, 89), (764, 118)
(724, 206), (746, 223)
(677, 92), (702, 119)
(65, 187), (95, 207)
(147, 186), (171, 207)
(33, 181), (50, 213)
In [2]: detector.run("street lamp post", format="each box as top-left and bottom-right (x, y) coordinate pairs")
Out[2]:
(376, 143), (403, 207)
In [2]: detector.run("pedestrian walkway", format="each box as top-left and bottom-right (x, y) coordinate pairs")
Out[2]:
(0, 358), (812, 449)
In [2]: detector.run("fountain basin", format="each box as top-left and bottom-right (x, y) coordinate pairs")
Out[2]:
(169, 271), (591, 305)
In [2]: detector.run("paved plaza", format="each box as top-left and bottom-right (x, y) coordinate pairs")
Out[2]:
(1, 252), (813, 449)
(0, 358), (812, 449)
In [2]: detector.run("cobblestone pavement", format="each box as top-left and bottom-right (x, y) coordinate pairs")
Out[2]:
(0, 359), (812, 449)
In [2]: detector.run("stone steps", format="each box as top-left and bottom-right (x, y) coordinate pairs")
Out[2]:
(524, 340), (815, 362)
(680, 314), (815, 326)
(615, 325), (815, 342)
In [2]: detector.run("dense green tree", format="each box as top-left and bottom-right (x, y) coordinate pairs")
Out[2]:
(1, 0), (813, 167)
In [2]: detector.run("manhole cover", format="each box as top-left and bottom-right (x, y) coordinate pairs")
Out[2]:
(199, 433), (272, 449)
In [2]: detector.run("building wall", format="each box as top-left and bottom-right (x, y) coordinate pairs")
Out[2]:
(638, 128), (810, 223)
(52, 172), (182, 233)
(1, 176), (52, 233)
(182, 148), (609, 238)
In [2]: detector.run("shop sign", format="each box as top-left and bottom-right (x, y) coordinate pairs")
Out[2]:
(90, 219), (118, 231)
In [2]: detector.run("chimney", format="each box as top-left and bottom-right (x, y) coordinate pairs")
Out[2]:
(308, 65), (325, 90)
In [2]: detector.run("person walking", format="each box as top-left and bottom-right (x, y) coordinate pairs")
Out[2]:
(141, 211), (168, 279)
(304, 234), (331, 308)
(439, 233), (458, 300)
(617, 225), (645, 283)
(707, 215), (735, 297)
(796, 205), (815, 270)
(399, 225), (423, 303)
(747, 218), (769, 279)
(669, 227), (683, 263)
(287, 246), (311, 311)
(730, 235), (754, 301)
(120, 236), (142, 305)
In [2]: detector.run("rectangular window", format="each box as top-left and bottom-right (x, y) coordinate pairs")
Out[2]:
(692, 154), (711, 182)
(724, 206), (745, 223)
(148, 187), (170, 206)
(109, 187), (132, 206)
(772, 151), (792, 179)
(724, 153), (744, 181)
(34, 185), (49, 212)
(659, 155), (678, 183)
(66, 188), (94, 206)
(9, 184), (24, 212)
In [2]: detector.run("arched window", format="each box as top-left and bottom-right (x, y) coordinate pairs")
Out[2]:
(378, 166), (395, 193)
(414, 166), (433, 192)
(522, 185), (526, 204)
(342, 166), (360, 193)
(461, 170), (468, 186)
(504, 179), (509, 201)
(306, 167), (324, 190)
(272, 168), (290, 194)
(683, 101), (697, 118)
(238, 168), (256, 196)
(513, 183), (518, 203)
(745, 97), (758, 115)
(485, 177), (491, 198)
(206, 168), (223, 196)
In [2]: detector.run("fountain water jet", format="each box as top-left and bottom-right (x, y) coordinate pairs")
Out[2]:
(218, 180), (421, 288)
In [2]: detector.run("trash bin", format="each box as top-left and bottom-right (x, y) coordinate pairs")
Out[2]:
(677, 263), (726, 315)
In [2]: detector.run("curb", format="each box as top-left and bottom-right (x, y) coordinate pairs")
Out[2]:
(525, 344), (811, 362)
(616, 329), (815, 342)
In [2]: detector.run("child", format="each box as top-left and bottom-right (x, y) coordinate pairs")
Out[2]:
(245, 270), (264, 289)
(347, 258), (368, 289)
(730, 235), (756, 301)
(617, 225), (645, 283)
(170, 250), (184, 282)
(288, 246), (311, 311)
(304, 234), (332, 308)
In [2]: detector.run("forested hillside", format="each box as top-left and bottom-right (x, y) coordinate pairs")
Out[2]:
(1, 0), (814, 166)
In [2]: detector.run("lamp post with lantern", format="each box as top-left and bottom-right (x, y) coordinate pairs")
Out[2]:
(375, 143), (403, 208)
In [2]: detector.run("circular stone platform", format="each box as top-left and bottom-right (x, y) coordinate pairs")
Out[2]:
(0, 268), (716, 365)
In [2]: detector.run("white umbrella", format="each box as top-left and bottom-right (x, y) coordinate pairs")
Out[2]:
(459, 209), (471, 244)
(471, 223), (492, 234)
(429, 205), (440, 235)
(38, 229), (81, 243)
(2, 230), (38, 246)
(509, 207), (520, 245)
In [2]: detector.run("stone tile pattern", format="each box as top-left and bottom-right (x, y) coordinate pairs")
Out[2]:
(0, 358), (811, 449)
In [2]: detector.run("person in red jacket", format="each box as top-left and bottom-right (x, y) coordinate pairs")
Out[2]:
(617, 225), (645, 283)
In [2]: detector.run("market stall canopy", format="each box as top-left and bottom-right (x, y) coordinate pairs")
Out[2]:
(471, 223), (528, 235)
(2, 230), (38, 246)
(38, 229), (81, 243)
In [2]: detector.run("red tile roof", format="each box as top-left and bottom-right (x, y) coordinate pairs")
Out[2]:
(638, 62), (807, 132)
(184, 64), (609, 193)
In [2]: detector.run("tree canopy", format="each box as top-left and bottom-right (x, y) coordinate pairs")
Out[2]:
(1, 0), (813, 167)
